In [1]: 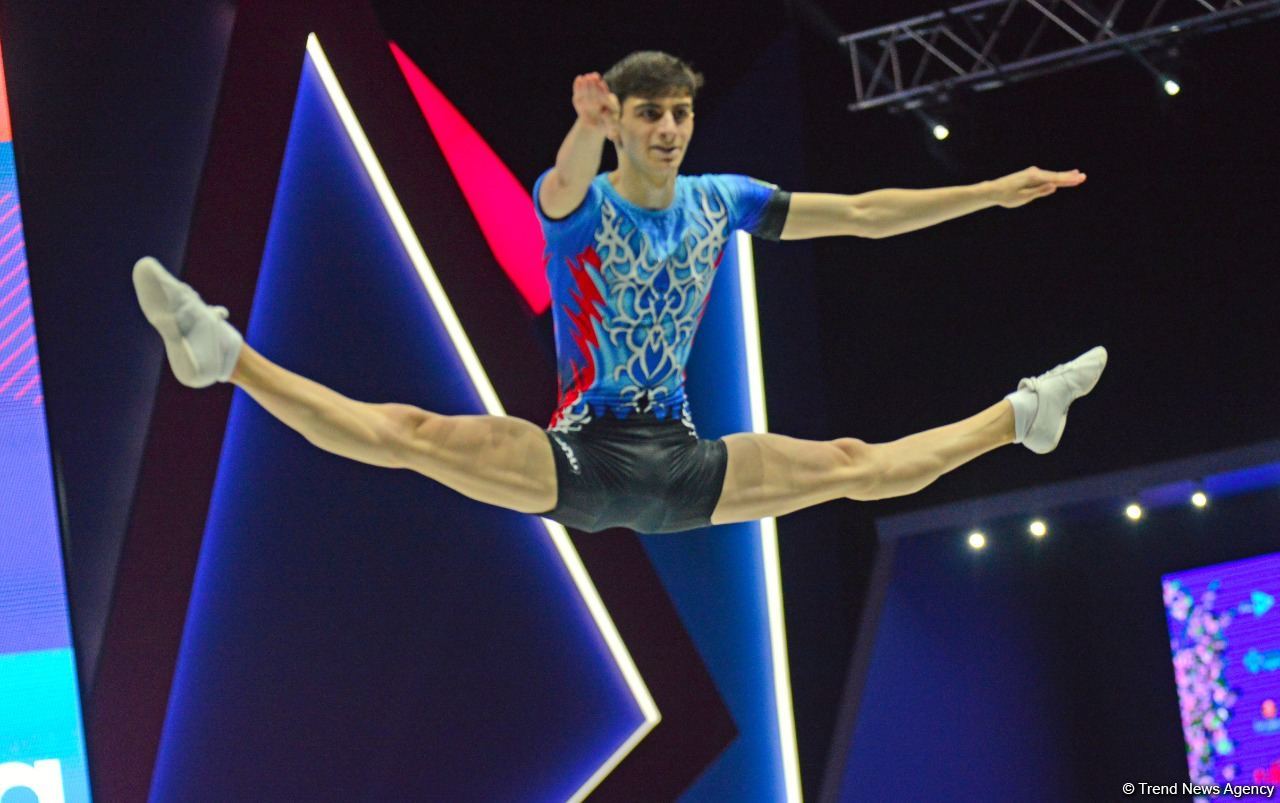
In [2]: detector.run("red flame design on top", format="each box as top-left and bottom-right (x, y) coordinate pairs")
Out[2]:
(550, 245), (605, 427)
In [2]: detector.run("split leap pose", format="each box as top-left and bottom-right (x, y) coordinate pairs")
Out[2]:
(133, 51), (1106, 534)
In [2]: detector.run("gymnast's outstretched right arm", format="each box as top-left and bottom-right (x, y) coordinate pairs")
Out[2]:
(538, 72), (618, 219)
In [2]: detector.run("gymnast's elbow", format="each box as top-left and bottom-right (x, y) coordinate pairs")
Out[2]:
(845, 200), (890, 239)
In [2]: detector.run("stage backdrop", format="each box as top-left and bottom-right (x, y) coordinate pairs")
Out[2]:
(826, 443), (1280, 802)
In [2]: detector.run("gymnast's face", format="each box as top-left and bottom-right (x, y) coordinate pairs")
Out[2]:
(612, 94), (694, 178)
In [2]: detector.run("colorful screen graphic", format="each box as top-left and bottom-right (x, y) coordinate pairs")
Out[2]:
(0, 34), (93, 803)
(1165, 552), (1280, 799)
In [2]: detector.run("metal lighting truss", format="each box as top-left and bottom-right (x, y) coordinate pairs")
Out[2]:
(840, 0), (1280, 111)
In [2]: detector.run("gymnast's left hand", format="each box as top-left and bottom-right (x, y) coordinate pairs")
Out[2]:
(987, 166), (1086, 208)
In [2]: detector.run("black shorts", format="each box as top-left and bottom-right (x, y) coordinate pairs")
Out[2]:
(541, 415), (729, 534)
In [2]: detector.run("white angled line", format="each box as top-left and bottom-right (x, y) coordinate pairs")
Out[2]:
(735, 231), (802, 803)
(306, 34), (659, 802)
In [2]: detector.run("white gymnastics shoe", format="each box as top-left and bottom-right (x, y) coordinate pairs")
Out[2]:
(1006, 346), (1108, 454)
(132, 256), (243, 388)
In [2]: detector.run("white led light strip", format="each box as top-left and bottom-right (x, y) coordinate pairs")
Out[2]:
(305, 34), (659, 802)
(735, 231), (803, 803)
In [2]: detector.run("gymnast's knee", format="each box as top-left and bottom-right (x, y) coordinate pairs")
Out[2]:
(376, 403), (444, 468)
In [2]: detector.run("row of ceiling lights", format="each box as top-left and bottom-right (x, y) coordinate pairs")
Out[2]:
(966, 488), (1209, 550)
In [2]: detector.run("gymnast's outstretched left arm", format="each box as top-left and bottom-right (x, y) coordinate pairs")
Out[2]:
(778, 166), (1086, 240)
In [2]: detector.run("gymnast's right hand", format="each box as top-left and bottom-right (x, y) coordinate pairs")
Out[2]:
(573, 72), (620, 136)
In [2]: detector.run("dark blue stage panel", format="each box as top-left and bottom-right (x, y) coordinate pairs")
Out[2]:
(151, 40), (647, 802)
(642, 233), (801, 802)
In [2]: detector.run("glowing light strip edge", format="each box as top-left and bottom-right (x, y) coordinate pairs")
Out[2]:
(735, 231), (802, 802)
(305, 35), (659, 801)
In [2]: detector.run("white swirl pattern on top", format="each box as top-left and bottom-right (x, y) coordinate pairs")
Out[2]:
(557, 187), (729, 428)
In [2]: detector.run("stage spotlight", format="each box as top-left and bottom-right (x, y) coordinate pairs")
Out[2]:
(932, 123), (950, 141)
(968, 531), (986, 550)
(1192, 490), (1208, 509)
(1125, 503), (1144, 521)
(1163, 78), (1181, 96)
(1029, 520), (1048, 538)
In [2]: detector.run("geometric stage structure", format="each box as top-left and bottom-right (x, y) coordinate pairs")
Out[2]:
(150, 36), (653, 801)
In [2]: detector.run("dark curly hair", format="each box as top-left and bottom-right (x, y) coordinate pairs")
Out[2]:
(602, 51), (705, 103)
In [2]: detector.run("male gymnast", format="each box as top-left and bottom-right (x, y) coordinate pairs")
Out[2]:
(133, 50), (1106, 534)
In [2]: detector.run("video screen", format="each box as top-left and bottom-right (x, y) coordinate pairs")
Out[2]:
(1165, 552), (1280, 799)
(0, 32), (93, 803)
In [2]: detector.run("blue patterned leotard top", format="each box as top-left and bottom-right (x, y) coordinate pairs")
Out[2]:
(534, 171), (787, 431)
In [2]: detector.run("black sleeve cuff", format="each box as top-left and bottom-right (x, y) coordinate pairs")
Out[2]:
(751, 190), (791, 241)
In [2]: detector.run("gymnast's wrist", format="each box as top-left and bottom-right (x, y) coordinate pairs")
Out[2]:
(973, 179), (1002, 208)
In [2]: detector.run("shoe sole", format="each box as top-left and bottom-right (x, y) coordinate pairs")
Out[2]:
(132, 257), (206, 387)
